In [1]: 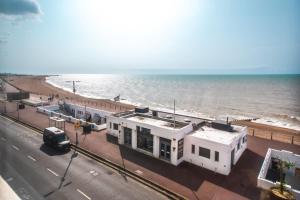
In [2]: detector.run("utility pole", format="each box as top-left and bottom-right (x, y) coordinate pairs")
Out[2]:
(66, 80), (80, 95)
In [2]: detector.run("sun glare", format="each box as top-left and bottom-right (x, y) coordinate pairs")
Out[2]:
(73, 0), (197, 51)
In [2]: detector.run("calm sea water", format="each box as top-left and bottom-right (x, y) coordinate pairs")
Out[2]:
(47, 74), (300, 129)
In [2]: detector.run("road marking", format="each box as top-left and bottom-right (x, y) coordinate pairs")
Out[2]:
(47, 168), (59, 177)
(27, 155), (36, 162)
(76, 189), (91, 200)
(6, 177), (13, 182)
(89, 170), (98, 176)
(12, 145), (20, 151)
(1, 137), (6, 141)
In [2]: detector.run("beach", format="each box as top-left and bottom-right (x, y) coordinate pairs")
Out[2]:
(4, 75), (135, 112)
(3, 75), (300, 145)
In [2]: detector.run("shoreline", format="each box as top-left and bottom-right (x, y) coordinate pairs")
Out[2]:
(3, 75), (300, 136)
(3, 75), (135, 112)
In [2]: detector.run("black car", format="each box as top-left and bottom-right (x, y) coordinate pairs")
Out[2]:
(43, 127), (71, 151)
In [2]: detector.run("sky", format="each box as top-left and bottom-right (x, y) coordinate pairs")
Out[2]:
(0, 0), (299, 74)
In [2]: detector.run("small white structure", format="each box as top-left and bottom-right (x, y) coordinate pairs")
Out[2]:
(61, 102), (113, 125)
(37, 102), (114, 131)
(257, 148), (300, 199)
(107, 108), (247, 175)
(49, 116), (65, 131)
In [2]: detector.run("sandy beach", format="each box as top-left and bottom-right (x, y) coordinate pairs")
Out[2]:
(3, 75), (300, 145)
(4, 75), (135, 112)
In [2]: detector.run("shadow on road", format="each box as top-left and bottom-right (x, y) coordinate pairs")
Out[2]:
(40, 144), (70, 156)
(43, 150), (78, 198)
(58, 150), (78, 189)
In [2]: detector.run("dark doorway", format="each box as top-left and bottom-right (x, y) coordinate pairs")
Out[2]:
(124, 127), (132, 146)
(137, 127), (153, 153)
(160, 138), (171, 161)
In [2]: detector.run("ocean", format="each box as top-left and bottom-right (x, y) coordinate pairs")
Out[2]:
(46, 74), (300, 130)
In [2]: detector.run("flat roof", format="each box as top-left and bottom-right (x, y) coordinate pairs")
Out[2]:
(50, 116), (65, 122)
(126, 115), (186, 130)
(189, 125), (245, 145)
(45, 127), (64, 134)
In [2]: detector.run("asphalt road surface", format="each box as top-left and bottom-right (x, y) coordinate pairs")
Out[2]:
(0, 115), (167, 200)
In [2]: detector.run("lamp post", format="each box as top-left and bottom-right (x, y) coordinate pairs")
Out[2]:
(66, 80), (80, 95)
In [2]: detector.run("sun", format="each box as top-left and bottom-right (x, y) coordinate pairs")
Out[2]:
(70, 0), (201, 58)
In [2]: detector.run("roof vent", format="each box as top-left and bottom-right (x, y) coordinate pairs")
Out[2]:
(211, 120), (233, 132)
(135, 107), (149, 113)
(184, 118), (191, 123)
(165, 114), (172, 119)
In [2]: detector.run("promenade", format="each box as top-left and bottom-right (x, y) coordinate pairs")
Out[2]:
(1, 100), (300, 200)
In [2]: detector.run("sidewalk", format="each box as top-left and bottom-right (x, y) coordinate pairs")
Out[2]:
(2, 101), (300, 200)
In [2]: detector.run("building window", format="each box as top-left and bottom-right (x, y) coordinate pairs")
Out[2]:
(191, 144), (195, 154)
(215, 151), (219, 162)
(113, 123), (118, 130)
(199, 146), (210, 159)
(137, 127), (153, 153)
(177, 139), (184, 159)
(243, 135), (247, 143)
(110, 122), (112, 129)
(237, 140), (241, 150)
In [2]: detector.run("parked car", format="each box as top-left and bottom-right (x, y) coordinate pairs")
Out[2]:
(43, 127), (70, 151)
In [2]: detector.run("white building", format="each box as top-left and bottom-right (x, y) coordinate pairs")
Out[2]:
(62, 102), (113, 124)
(37, 102), (114, 131)
(107, 107), (248, 175)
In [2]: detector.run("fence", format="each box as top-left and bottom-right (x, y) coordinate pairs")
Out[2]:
(248, 127), (300, 146)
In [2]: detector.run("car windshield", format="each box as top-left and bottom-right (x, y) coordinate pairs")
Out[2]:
(56, 134), (68, 142)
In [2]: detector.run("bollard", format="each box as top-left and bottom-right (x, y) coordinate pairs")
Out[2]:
(271, 132), (273, 140)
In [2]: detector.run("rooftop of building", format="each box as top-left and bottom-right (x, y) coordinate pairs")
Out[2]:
(125, 114), (188, 129)
(188, 125), (246, 146)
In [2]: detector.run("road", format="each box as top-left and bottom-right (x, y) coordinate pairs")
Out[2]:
(0, 115), (167, 200)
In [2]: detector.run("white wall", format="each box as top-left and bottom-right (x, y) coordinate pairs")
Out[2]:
(257, 148), (300, 199)
(233, 129), (248, 165)
(184, 135), (232, 175)
(67, 103), (113, 124)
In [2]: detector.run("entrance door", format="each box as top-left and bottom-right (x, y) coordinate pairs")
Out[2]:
(124, 127), (132, 146)
(160, 138), (171, 161)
